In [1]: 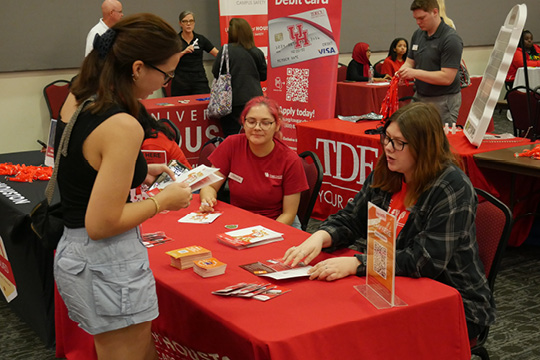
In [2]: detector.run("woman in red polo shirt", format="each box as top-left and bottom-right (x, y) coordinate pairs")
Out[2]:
(198, 96), (308, 228)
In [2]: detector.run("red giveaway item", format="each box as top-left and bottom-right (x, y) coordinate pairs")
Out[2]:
(379, 77), (409, 120)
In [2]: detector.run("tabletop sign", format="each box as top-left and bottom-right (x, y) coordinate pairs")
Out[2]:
(355, 202), (406, 309)
(464, 4), (527, 146)
(0, 236), (17, 302)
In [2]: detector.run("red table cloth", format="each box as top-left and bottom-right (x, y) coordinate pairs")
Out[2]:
(335, 76), (492, 131)
(55, 196), (470, 360)
(296, 118), (540, 246)
(141, 94), (222, 165)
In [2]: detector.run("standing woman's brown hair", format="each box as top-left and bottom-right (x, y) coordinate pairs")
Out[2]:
(72, 13), (182, 119)
(228, 18), (256, 49)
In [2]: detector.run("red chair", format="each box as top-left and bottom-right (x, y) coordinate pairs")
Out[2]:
(471, 188), (512, 360)
(505, 86), (540, 139)
(373, 59), (384, 75)
(297, 151), (323, 231)
(337, 63), (348, 82)
(43, 80), (70, 120)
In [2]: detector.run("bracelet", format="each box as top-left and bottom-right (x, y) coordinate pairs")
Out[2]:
(148, 197), (161, 216)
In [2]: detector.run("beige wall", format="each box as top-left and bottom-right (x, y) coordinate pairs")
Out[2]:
(0, 46), (494, 154)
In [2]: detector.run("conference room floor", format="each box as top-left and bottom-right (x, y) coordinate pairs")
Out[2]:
(2, 111), (540, 360)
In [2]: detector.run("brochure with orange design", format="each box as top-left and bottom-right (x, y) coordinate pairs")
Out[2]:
(178, 211), (223, 224)
(166, 245), (212, 270)
(239, 258), (312, 279)
(217, 225), (284, 249)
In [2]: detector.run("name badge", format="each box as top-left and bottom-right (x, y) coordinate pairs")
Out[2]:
(228, 172), (243, 183)
(412, 44), (418, 51)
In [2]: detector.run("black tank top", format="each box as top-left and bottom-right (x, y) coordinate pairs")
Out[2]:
(58, 105), (147, 228)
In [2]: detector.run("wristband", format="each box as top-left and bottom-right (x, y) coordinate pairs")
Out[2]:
(148, 197), (161, 216)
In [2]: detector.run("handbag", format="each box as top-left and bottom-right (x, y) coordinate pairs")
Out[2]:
(459, 59), (471, 88)
(208, 44), (232, 118)
(30, 97), (95, 250)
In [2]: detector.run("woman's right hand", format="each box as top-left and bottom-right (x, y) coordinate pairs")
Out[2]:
(157, 182), (192, 211)
(199, 196), (217, 212)
(182, 45), (195, 55)
(282, 232), (328, 267)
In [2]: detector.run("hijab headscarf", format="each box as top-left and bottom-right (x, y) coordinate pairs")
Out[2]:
(352, 42), (370, 77)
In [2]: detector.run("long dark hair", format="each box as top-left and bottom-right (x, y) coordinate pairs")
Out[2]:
(71, 13), (182, 134)
(387, 38), (408, 62)
(228, 18), (255, 50)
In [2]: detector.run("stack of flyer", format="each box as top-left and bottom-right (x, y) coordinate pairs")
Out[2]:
(148, 162), (222, 196)
(166, 245), (212, 270)
(217, 225), (284, 250)
(193, 257), (227, 278)
(240, 258), (312, 280)
(212, 282), (291, 301)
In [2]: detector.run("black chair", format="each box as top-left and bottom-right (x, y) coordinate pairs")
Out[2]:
(198, 137), (229, 202)
(297, 151), (323, 231)
(43, 80), (71, 120)
(158, 119), (181, 144)
(471, 188), (512, 360)
(198, 136), (224, 167)
(505, 86), (540, 138)
(162, 84), (172, 97)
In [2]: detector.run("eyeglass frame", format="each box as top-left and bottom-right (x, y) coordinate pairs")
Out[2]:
(145, 63), (175, 86)
(380, 132), (408, 151)
(181, 19), (195, 24)
(244, 119), (276, 130)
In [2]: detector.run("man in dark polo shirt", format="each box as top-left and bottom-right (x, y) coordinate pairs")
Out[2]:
(397, 0), (463, 125)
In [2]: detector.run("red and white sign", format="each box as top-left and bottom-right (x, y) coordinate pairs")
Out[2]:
(267, 1), (342, 150)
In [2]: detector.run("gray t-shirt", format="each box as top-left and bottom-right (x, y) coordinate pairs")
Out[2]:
(409, 19), (463, 96)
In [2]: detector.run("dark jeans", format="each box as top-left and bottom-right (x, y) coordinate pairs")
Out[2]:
(467, 321), (485, 340)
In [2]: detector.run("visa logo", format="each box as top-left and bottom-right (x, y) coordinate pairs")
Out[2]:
(318, 47), (336, 54)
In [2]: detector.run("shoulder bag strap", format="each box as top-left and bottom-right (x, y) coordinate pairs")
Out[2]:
(219, 44), (230, 75)
(45, 96), (96, 204)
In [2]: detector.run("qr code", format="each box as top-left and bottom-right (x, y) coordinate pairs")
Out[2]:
(286, 68), (309, 103)
(373, 240), (388, 279)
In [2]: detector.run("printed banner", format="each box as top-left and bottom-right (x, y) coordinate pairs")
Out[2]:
(218, 0), (268, 93)
(267, 1), (342, 150)
(0, 236), (17, 302)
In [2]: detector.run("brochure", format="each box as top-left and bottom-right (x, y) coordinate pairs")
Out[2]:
(239, 258), (312, 280)
(217, 225), (284, 250)
(148, 162), (222, 195)
(178, 212), (223, 224)
(212, 282), (291, 301)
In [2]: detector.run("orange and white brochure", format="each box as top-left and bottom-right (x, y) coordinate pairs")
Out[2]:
(355, 202), (406, 308)
(0, 237), (17, 302)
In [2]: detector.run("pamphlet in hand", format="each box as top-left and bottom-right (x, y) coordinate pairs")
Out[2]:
(148, 161), (222, 195)
(217, 225), (284, 250)
(240, 258), (312, 280)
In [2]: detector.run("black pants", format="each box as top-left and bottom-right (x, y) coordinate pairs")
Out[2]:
(171, 72), (211, 96)
(219, 105), (244, 137)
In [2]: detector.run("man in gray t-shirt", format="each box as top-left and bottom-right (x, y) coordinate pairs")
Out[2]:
(397, 0), (463, 124)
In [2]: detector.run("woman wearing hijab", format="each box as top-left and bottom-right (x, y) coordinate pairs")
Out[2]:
(346, 42), (390, 82)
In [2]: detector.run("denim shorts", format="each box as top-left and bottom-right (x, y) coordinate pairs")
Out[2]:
(54, 226), (158, 335)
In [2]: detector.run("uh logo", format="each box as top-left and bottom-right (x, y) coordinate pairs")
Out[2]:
(287, 24), (310, 49)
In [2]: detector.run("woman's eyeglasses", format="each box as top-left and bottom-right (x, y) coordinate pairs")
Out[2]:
(244, 119), (275, 130)
(146, 63), (175, 86)
(380, 133), (408, 151)
(181, 19), (195, 24)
